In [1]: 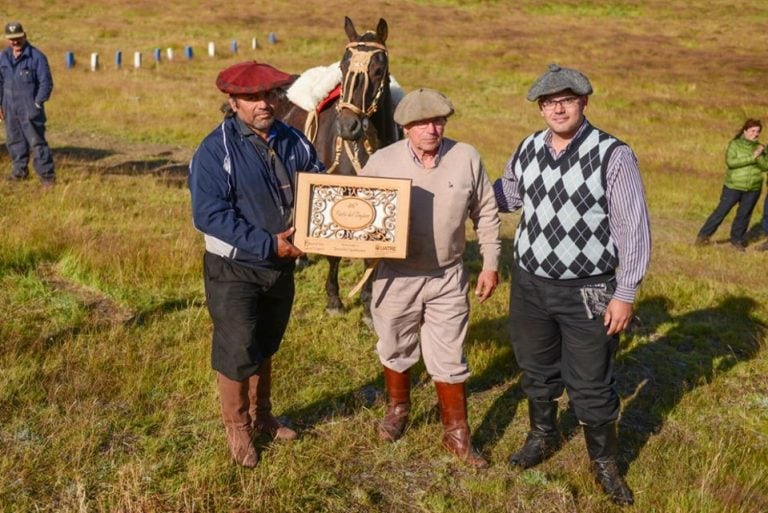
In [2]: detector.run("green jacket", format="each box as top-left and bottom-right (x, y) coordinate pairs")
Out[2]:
(724, 136), (768, 191)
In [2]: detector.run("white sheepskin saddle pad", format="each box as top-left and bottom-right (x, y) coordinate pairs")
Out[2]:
(287, 62), (404, 112)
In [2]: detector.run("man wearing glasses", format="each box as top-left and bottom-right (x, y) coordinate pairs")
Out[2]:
(493, 64), (650, 506)
(189, 61), (324, 468)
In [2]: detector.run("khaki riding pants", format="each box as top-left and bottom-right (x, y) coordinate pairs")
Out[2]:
(371, 261), (470, 383)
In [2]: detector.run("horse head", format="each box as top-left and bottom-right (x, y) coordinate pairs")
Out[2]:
(336, 17), (390, 150)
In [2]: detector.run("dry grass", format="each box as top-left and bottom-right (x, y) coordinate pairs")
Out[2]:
(1, 0), (767, 512)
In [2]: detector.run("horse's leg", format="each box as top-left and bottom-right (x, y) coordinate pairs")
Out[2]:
(355, 257), (375, 328)
(360, 272), (373, 329)
(325, 256), (344, 315)
(296, 254), (310, 270)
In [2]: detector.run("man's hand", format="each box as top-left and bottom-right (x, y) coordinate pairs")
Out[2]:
(275, 227), (304, 259)
(0, 107), (4, 121)
(603, 298), (633, 335)
(474, 270), (499, 303)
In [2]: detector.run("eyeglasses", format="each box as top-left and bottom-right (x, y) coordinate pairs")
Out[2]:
(539, 96), (581, 111)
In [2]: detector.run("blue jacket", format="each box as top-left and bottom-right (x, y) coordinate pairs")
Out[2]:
(0, 43), (53, 115)
(189, 116), (325, 269)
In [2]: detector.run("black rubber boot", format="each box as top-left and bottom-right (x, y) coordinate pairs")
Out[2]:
(508, 399), (561, 469)
(583, 422), (634, 506)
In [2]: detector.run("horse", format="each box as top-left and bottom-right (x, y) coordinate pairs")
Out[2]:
(281, 17), (400, 324)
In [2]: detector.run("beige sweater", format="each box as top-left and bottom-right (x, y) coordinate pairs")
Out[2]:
(362, 138), (500, 273)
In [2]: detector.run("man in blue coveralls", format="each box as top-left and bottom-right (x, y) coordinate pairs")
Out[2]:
(0, 22), (55, 186)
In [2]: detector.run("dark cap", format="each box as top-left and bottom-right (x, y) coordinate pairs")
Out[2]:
(216, 61), (295, 95)
(393, 88), (454, 126)
(527, 63), (593, 101)
(4, 22), (25, 39)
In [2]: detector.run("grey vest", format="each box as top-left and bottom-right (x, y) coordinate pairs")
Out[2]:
(513, 123), (623, 279)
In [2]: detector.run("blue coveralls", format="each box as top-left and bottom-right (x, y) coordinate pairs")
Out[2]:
(0, 42), (54, 180)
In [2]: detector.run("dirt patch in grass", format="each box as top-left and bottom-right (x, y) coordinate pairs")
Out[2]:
(37, 262), (134, 328)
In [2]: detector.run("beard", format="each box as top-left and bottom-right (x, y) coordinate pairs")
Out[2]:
(240, 111), (275, 136)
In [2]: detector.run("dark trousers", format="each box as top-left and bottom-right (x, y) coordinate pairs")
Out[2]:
(4, 106), (55, 179)
(203, 252), (294, 381)
(762, 193), (768, 234)
(509, 268), (619, 426)
(698, 186), (760, 244)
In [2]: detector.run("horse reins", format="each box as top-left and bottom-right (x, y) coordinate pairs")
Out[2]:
(329, 38), (390, 297)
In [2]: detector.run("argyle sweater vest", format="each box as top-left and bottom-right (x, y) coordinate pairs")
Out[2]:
(513, 123), (623, 279)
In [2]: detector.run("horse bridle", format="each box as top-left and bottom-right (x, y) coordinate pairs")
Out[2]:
(329, 38), (388, 174)
(337, 40), (388, 118)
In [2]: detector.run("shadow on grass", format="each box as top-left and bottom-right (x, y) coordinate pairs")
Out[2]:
(51, 144), (190, 187)
(37, 296), (205, 349)
(281, 378), (382, 432)
(53, 145), (116, 162)
(745, 222), (766, 244)
(278, 238), (523, 454)
(285, 249), (765, 469)
(617, 294), (765, 467)
(463, 312), (525, 454)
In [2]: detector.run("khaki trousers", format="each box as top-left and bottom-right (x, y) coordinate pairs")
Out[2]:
(371, 261), (470, 383)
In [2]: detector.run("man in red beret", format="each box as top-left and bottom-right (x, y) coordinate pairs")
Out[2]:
(189, 61), (325, 468)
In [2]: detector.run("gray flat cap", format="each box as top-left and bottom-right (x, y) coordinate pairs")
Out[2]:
(394, 88), (454, 126)
(527, 64), (593, 101)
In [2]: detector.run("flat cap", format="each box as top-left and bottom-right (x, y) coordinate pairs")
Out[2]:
(394, 87), (454, 126)
(4, 22), (25, 39)
(527, 63), (593, 101)
(216, 61), (295, 95)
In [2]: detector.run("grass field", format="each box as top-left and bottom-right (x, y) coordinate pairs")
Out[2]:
(1, 1), (767, 511)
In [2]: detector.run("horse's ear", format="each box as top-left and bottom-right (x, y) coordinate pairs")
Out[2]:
(376, 18), (388, 44)
(344, 16), (358, 42)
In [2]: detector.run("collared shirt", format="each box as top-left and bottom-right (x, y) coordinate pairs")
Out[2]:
(189, 116), (324, 269)
(234, 117), (294, 220)
(494, 119), (651, 303)
(407, 139), (444, 168)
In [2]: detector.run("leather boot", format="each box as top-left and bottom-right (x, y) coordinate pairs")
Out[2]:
(217, 373), (258, 468)
(583, 422), (634, 506)
(378, 366), (411, 442)
(434, 381), (489, 469)
(509, 399), (561, 469)
(249, 357), (297, 441)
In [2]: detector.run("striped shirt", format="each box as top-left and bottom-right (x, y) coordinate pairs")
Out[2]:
(494, 120), (651, 303)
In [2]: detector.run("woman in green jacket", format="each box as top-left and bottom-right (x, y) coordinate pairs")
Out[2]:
(696, 119), (768, 250)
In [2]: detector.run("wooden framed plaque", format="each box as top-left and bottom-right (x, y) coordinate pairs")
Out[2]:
(293, 172), (411, 258)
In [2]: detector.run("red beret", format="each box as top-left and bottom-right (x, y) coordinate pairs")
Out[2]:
(215, 61), (295, 95)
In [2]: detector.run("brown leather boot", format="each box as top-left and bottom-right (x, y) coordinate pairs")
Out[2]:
(378, 366), (411, 442)
(434, 381), (488, 469)
(249, 358), (297, 441)
(217, 373), (258, 468)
